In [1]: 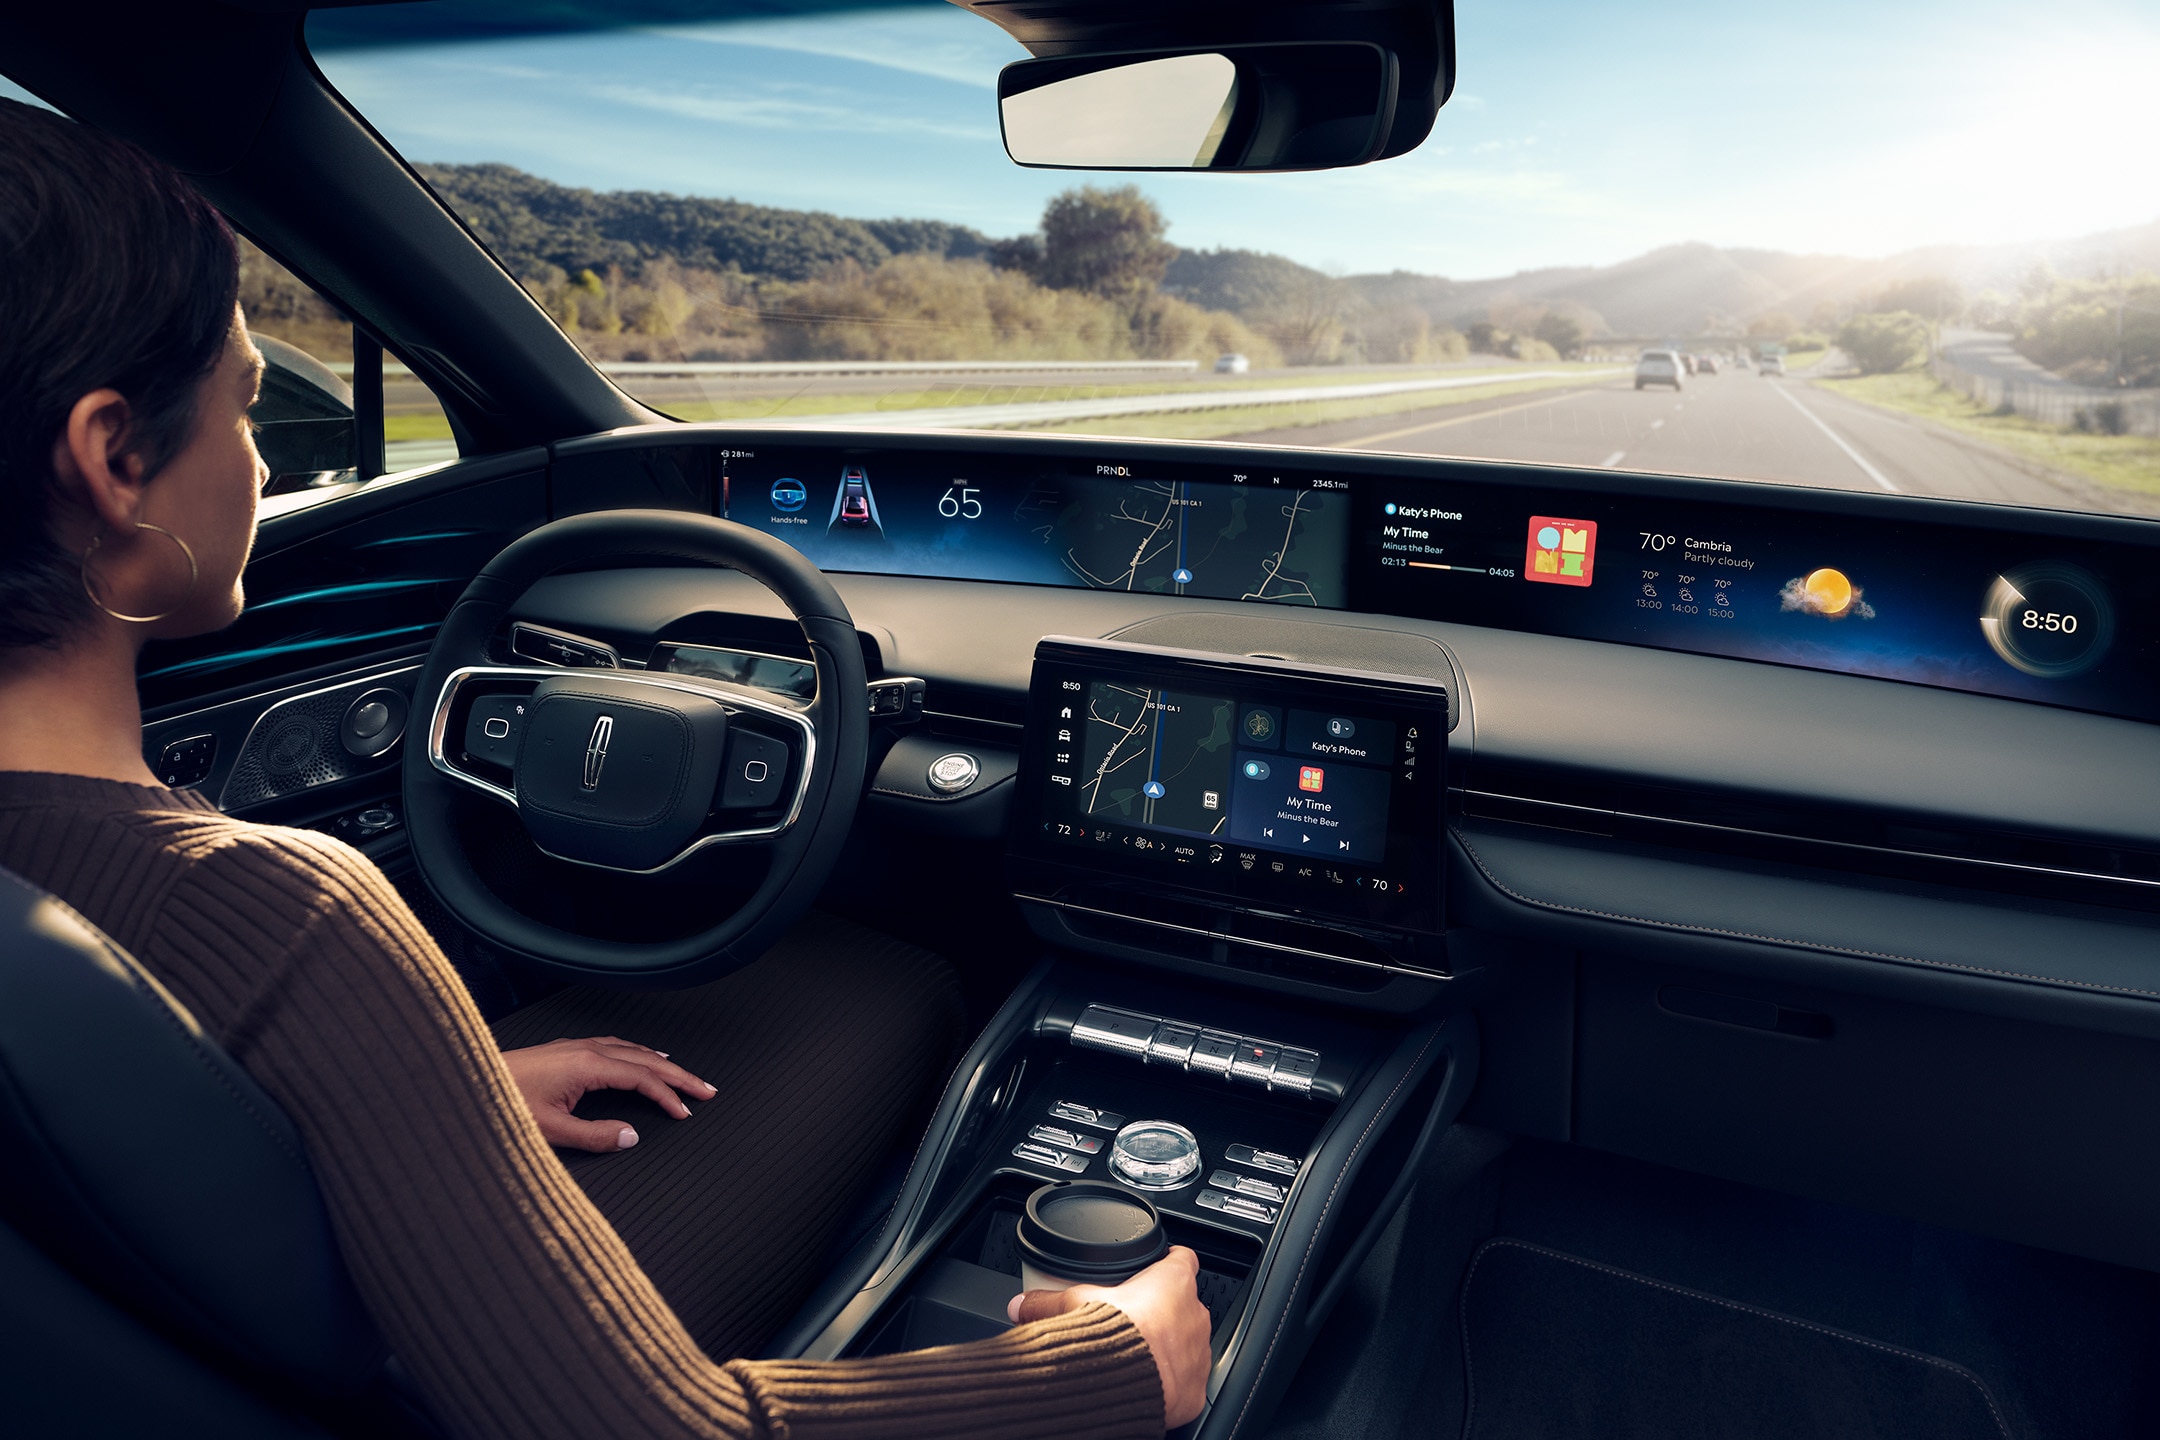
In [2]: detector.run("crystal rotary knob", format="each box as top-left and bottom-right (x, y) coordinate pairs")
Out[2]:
(1109, 1120), (1202, 1191)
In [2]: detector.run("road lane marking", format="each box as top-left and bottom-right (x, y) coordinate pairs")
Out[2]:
(1601, 451), (1626, 467)
(1774, 384), (1898, 492)
(1338, 386), (1598, 449)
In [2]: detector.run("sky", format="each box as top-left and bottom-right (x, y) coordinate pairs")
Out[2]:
(21, 0), (2160, 280)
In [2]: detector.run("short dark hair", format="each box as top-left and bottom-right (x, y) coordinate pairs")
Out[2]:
(0, 97), (240, 649)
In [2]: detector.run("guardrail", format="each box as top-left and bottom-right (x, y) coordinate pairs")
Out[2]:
(336, 358), (1202, 379)
(1930, 354), (2159, 437)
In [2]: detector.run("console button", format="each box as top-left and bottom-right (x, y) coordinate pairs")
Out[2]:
(1109, 1120), (1202, 1191)
(1229, 1041), (1282, 1088)
(1188, 1032), (1242, 1077)
(1270, 1048), (1321, 1094)
(1197, 1188), (1278, 1224)
(1225, 1145), (1301, 1177)
(1208, 1170), (1287, 1204)
(1073, 1005), (1159, 1058)
(1050, 1101), (1127, 1132)
(156, 733), (217, 789)
(1146, 1024), (1198, 1067)
(1028, 1125), (1104, 1155)
(1013, 1142), (1090, 1174)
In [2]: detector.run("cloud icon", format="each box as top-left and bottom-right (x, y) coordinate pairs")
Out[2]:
(1780, 567), (1875, 620)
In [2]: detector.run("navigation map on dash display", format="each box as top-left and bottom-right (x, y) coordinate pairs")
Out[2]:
(1041, 476), (1348, 605)
(739, 459), (1348, 607)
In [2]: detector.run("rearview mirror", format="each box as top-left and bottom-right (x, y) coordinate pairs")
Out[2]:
(999, 43), (1395, 172)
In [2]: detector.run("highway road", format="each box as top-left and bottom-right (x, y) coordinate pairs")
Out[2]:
(1232, 366), (2148, 517)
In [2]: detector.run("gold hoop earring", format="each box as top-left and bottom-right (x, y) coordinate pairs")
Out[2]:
(81, 522), (199, 625)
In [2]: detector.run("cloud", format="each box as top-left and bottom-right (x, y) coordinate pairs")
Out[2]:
(584, 79), (994, 141)
(651, 13), (1023, 89)
(1780, 574), (1875, 620)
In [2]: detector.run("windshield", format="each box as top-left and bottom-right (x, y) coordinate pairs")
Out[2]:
(310, 0), (2158, 518)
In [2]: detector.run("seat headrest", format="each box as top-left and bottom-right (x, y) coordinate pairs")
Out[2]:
(0, 865), (383, 1395)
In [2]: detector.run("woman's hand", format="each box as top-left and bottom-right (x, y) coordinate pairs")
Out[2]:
(1006, 1246), (1212, 1429)
(500, 1036), (718, 1153)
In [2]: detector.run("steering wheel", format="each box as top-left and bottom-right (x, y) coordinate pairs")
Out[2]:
(402, 510), (869, 987)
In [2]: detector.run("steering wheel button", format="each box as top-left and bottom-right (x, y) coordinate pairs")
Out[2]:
(721, 730), (790, 809)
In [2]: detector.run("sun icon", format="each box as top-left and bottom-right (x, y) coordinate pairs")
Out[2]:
(1779, 566), (1876, 620)
(1804, 568), (1854, 617)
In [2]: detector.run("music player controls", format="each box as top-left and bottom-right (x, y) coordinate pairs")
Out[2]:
(1109, 1120), (1202, 1191)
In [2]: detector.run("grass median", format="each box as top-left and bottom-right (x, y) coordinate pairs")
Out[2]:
(1818, 372), (2160, 498)
(1006, 369), (1620, 442)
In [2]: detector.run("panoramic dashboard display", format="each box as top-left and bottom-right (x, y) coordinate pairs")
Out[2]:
(1013, 640), (1449, 933)
(716, 443), (2160, 725)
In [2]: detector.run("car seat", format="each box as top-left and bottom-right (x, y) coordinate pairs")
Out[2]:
(0, 864), (433, 1437)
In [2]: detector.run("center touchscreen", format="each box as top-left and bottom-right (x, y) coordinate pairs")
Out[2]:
(1012, 638), (1448, 933)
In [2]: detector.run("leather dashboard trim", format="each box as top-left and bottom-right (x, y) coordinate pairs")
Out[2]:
(1451, 820), (2160, 1031)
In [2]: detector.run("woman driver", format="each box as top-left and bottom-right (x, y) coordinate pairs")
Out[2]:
(0, 98), (1210, 1438)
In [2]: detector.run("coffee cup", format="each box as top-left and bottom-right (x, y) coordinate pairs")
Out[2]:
(1016, 1180), (1168, 1292)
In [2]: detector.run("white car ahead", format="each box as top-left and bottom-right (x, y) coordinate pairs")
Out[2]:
(1635, 350), (1684, 390)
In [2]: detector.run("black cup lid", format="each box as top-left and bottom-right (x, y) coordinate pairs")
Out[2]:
(1017, 1181), (1167, 1281)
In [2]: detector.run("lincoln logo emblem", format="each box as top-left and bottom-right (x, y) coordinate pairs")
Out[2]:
(582, 715), (614, 790)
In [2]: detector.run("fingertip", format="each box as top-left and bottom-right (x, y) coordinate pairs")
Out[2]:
(616, 1126), (639, 1150)
(1006, 1293), (1025, 1324)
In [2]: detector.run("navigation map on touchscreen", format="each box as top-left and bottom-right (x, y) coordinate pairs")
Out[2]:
(1078, 683), (1235, 836)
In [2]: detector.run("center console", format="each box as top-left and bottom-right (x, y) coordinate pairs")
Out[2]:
(776, 640), (1475, 1439)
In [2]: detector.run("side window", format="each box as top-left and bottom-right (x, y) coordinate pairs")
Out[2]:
(238, 238), (456, 491)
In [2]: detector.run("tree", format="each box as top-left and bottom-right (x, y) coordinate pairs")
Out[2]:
(1037, 186), (1177, 302)
(1748, 311), (1798, 339)
(1836, 311), (1931, 375)
(1532, 310), (1585, 359)
(1873, 276), (1962, 324)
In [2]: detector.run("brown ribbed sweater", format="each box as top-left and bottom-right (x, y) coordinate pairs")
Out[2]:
(0, 772), (1165, 1440)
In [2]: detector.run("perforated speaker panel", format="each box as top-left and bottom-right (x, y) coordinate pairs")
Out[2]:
(221, 681), (397, 810)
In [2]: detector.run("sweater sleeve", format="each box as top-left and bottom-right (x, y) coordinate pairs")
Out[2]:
(155, 824), (1164, 1440)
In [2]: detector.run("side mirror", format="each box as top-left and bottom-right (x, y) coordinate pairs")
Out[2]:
(250, 334), (358, 494)
(999, 42), (1396, 172)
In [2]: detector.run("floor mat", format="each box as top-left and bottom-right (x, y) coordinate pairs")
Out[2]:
(1459, 1238), (2013, 1440)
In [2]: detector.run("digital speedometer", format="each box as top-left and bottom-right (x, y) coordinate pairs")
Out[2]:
(1979, 562), (2115, 678)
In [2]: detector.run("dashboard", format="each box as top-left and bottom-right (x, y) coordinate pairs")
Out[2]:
(711, 438), (2160, 726)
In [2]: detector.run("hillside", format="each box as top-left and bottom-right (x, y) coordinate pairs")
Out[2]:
(416, 162), (1000, 283)
(411, 162), (2157, 353)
